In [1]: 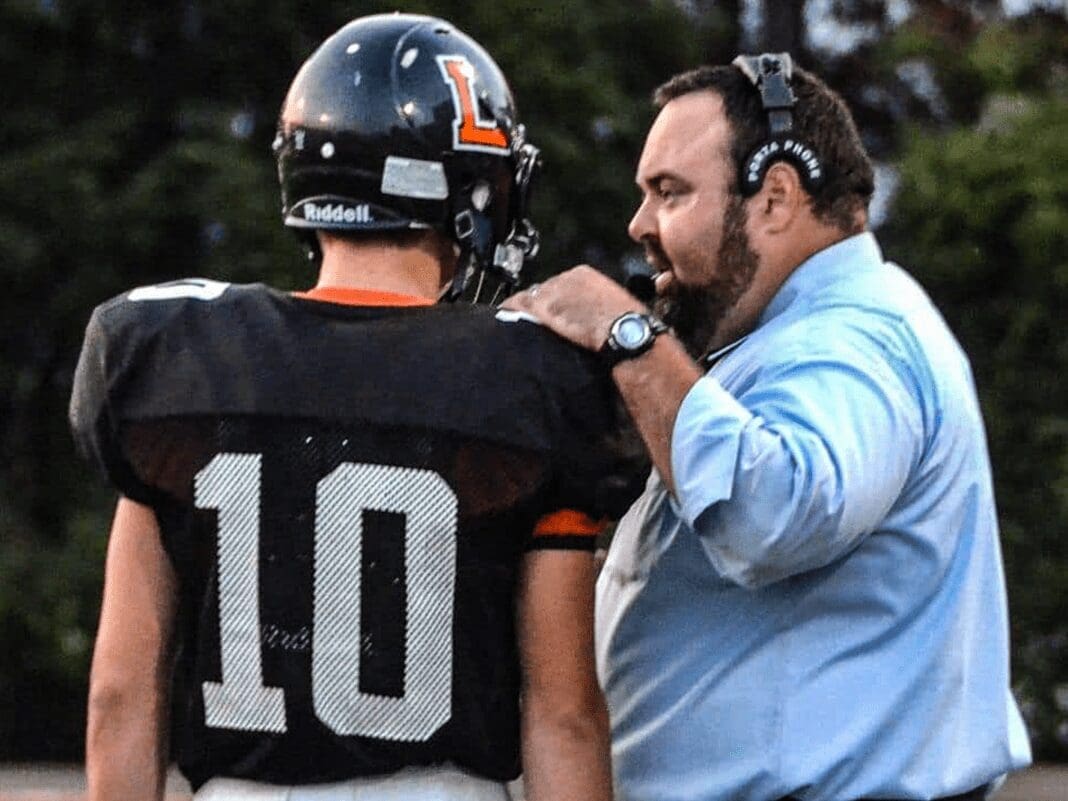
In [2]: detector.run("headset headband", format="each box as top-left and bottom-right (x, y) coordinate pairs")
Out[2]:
(732, 53), (796, 135)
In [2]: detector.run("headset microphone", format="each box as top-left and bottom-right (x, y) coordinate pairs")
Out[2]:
(623, 260), (657, 304)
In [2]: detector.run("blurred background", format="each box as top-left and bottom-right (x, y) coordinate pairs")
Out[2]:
(0, 0), (1066, 771)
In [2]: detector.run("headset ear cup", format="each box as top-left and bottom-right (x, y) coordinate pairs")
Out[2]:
(781, 138), (825, 193)
(740, 147), (767, 197)
(739, 137), (825, 197)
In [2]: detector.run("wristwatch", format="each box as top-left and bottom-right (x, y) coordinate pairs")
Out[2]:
(600, 311), (669, 367)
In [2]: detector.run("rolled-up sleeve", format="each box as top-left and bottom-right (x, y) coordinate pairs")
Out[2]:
(670, 318), (926, 588)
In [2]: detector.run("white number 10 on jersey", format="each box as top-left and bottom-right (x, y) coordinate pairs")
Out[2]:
(195, 453), (458, 741)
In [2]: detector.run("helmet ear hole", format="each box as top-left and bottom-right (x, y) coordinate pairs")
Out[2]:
(454, 210), (475, 241)
(275, 13), (541, 298)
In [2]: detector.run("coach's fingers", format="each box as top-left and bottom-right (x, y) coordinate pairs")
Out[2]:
(502, 267), (649, 352)
(500, 284), (538, 312)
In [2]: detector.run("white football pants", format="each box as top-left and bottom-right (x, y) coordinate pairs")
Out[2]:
(193, 764), (513, 801)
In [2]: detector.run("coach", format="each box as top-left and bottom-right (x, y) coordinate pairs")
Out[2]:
(504, 54), (1031, 801)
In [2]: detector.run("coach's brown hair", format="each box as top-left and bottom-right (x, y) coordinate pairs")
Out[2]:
(654, 63), (875, 234)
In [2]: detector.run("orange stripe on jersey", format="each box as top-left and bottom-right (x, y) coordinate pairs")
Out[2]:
(292, 287), (434, 307)
(533, 509), (607, 538)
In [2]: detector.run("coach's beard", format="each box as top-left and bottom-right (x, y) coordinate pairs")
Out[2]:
(655, 197), (758, 360)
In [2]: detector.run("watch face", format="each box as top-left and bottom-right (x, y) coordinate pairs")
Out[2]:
(615, 315), (650, 349)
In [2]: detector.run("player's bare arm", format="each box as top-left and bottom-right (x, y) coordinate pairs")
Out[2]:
(86, 497), (178, 801)
(503, 266), (701, 491)
(516, 549), (612, 801)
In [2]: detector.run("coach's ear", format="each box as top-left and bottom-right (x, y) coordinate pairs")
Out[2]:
(753, 161), (804, 235)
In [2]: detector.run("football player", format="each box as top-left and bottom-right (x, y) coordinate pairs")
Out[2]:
(71, 14), (631, 801)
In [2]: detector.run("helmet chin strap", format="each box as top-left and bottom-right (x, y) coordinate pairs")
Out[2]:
(441, 206), (493, 302)
(440, 249), (476, 302)
(439, 232), (534, 304)
(439, 137), (542, 305)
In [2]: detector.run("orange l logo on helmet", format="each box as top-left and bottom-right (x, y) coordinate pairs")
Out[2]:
(436, 55), (510, 154)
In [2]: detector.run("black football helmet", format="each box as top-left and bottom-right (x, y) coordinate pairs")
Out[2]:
(273, 13), (541, 299)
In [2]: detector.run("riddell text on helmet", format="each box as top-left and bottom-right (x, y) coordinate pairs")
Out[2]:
(301, 202), (374, 224)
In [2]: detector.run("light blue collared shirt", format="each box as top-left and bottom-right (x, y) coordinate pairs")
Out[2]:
(596, 233), (1031, 801)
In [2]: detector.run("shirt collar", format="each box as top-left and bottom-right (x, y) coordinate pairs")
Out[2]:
(758, 232), (884, 327)
(701, 335), (749, 369)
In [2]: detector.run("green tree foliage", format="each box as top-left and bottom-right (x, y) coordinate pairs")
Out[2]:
(0, 0), (733, 759)
(880, 12), (1068, 760)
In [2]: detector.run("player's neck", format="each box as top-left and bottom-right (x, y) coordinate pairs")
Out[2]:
(315, 235), (455, 301)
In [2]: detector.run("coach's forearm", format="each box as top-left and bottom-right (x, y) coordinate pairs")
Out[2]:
(499, 266), (703, 491)
(611, 333), (703, 492)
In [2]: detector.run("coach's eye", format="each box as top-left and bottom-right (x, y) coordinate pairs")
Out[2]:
(655, 182), (683, 201)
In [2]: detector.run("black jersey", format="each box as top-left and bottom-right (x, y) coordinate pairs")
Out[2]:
(69, 279), (634, 790)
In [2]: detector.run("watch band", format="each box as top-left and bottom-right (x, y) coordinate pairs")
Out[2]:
(599, 312), (669, 367)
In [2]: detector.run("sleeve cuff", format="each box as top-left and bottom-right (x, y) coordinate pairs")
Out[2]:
(670, 375), (754, 528)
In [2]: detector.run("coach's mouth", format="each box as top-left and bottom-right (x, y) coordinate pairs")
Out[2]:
(653, 269), (676, 295)
(640, 240), (674, 292)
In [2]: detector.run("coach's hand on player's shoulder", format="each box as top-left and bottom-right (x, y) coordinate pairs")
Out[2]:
(502, 265), (647, 352)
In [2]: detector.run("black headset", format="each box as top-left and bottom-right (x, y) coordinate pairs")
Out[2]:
(732, 53), (825, 197)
